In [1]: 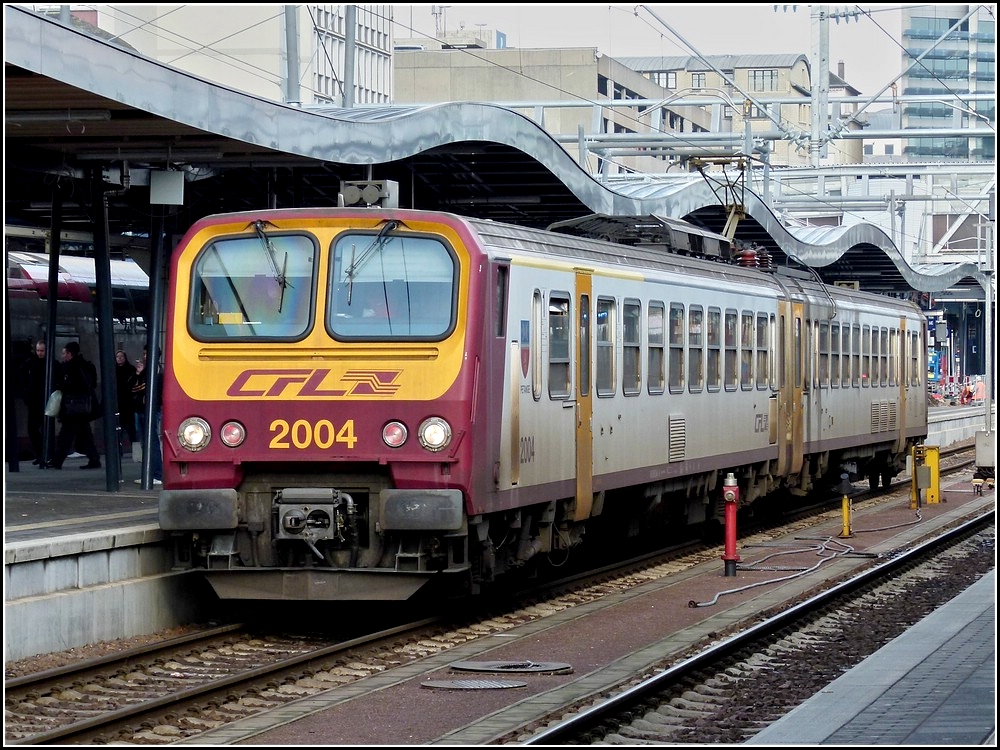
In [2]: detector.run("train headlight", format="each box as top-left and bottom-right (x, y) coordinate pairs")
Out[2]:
(382, 421), (408, 448)
(220, 421), (246, 447)
(418, 417), (452, 452)
(178, 417), (211, 452)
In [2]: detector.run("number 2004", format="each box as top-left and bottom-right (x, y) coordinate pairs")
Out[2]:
(269, 419), (358, 449)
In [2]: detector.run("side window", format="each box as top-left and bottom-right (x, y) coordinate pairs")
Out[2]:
(688, 305), (704, 392)
(531, 291), (543, 400)
(579, 293), (590, 398)
(818, 321), (829, 388)
(623, 299), (641, 396)
(794, 316), (803, 387)
(880, 327), (889, 386)
(844, 325), (853, 387)
(740, 311), (754, 389)
(830, 323), (840, 388)
(889, 328), (897, 387)
(548, 293), (571, 399)
(862, 325), (871, 386)
(851, 324), (861, 387)
(648, 302), (665, 394)
(724, 309), (738, 390)
(909, 330), (920, 386)
(707, 307), (721, 392)
(596, 297), (616, 397)
(756, 313), (769, 389)
(495, 266), (508, 338)
(668, 303), (684, 393)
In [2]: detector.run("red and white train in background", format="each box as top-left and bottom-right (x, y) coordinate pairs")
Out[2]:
(156, 207), (929, 601)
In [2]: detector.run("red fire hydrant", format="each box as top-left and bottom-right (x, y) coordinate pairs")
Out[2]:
(722, 472), (740, 577)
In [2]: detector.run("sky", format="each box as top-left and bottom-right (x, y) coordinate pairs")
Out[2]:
(395, 3), (906, 97)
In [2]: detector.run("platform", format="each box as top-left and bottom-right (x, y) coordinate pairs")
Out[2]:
(747, 568), (996, 745)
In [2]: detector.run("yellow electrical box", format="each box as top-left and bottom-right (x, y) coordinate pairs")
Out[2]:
(910, 444), (941, 507)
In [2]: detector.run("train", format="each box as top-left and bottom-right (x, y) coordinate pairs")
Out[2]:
(6, 240), (150, 460)
(156, 207), (929, 601)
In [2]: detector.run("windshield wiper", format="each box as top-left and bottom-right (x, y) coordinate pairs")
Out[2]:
(344, 220), (400, 304)
(252, 219), (292, 312)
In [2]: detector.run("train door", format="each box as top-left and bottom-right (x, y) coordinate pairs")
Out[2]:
(775, 298), (805, 476)
(572, 271), (594, 520)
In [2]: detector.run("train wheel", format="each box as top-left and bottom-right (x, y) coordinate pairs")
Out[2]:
(880, 471), (894, 491)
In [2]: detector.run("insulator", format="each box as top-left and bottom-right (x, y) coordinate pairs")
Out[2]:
(738, 248), (758, 268)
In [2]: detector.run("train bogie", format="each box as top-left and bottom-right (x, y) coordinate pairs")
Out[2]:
(157, 208), (928, 602)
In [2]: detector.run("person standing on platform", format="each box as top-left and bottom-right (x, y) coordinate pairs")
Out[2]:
(114, 350), (138, 448)
(20, 340), (54, 465)
(50, 341), (101, 470)
(131, 345), (163, 485)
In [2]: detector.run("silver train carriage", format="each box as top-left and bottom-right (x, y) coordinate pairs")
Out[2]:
(157, 208), (929, 601)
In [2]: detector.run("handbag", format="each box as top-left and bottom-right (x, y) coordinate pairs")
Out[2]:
(63, 392), (94, 417)
(44, 390), (63, 417)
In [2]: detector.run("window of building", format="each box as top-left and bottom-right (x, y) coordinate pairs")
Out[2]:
(749, 69), (779, 92)
(691, 72), (706, 88)
(864, 144), (874, 156)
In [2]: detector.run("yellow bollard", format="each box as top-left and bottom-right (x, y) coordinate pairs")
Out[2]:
(837, 473), (853, 538)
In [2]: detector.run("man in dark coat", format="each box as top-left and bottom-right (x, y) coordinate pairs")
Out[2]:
(50, 341), (101, 470)
(20, 340), (54, 465)
(115, 349), (138, 444)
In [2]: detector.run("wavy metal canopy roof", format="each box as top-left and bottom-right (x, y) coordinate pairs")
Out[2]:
(4, 4), (983, 297)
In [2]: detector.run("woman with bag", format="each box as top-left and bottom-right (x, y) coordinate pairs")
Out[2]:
(48, 341), (101, 470)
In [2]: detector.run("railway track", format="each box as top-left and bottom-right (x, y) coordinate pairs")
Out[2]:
(516, 513), (995, 744)
(3, 447), (985, 745)
(4, 616), (470, 745)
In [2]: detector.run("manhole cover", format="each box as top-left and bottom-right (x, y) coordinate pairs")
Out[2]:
(422, 679), (528, 690)
(448, 660), (573, 674)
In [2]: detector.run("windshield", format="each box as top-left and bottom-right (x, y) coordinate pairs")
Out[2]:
(188, 232), (316, 340)
(328, 230), (457, 340)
